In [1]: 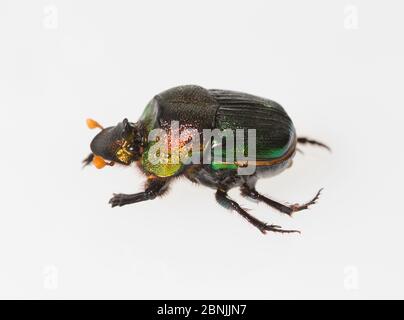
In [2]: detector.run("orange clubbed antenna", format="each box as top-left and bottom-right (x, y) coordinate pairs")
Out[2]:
(92, 155), (107, 169)
(86, 118), (104, 130)
(92, 155), (114, 169)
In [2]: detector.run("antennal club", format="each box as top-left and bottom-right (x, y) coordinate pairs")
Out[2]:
(86, 118), (104, 130)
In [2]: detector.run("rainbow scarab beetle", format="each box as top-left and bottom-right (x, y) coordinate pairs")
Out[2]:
(83, 85), (329, 234)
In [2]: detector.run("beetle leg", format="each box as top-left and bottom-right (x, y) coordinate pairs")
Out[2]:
(241, 185), (322, 216)
(109, 177), (169, 207)
(82, 153), (94, 168)
(215, 189), (300, 234)
(297, 137), (331, 151)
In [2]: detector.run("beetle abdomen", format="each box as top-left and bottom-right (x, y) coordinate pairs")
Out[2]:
(209, 89), (296, 161)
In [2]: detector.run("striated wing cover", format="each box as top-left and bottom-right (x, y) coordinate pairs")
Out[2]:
(209, 89), (296, 161)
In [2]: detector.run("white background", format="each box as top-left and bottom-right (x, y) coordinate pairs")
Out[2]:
(0, 0), (403, 299)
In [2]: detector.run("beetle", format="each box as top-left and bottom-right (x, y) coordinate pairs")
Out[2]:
(83, 85), (329, 234)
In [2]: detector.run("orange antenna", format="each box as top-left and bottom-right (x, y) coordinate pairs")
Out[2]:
(86, 118), (104, 130)
(92, 155), (106, 169)
(92, 155), (114, 169)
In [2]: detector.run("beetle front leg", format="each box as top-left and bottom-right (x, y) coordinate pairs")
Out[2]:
(241, 185), (322, 216)
(82, 153), (94, 167)
(109, 177), (170, 208)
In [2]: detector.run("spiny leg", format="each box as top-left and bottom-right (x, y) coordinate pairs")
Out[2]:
(215, 189), (299, 234)
(109, 177), (170, 208)
(241, 185), (322, 216)
(297, 137), (331, 151)
(82, 153), (94, 168)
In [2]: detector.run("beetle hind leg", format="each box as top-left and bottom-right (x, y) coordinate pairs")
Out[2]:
(215, 189), (300, 234)
(241, 185), (322, 216)
(297, 137), (331, 151)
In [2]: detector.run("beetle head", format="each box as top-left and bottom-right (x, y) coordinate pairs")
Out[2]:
(86, 118), (143, 168)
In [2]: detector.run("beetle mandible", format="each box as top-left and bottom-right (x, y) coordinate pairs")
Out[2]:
(83, 85), (329, 234)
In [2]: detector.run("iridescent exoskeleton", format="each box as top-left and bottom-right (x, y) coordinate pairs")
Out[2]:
(84, 85), (329, 234)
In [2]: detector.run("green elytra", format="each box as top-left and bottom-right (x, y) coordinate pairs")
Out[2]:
(138, 88), (294, 177)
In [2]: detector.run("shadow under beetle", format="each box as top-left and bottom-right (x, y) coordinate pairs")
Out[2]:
(83, 85), (330, 234)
